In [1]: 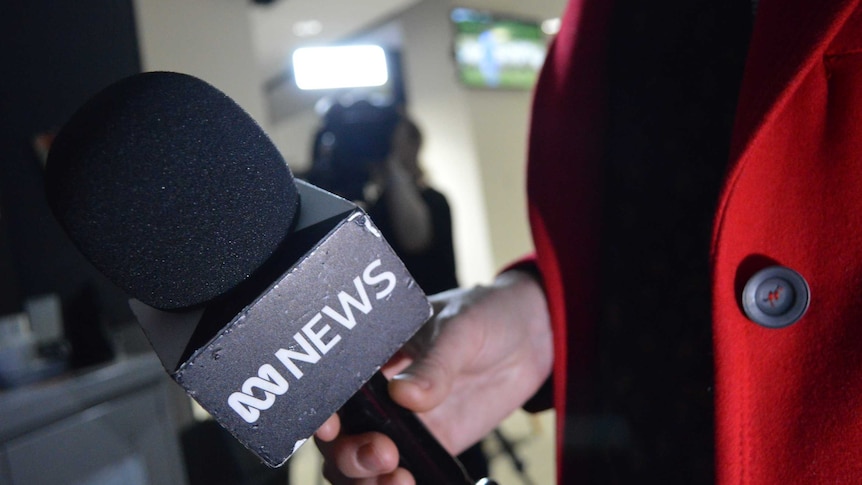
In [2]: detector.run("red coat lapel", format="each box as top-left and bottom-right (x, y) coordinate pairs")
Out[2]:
(727, 0), (858, 165)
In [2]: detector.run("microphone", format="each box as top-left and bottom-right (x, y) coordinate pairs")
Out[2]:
(44, 72), (490, 484)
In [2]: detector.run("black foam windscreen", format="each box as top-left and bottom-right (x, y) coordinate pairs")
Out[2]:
(45, 72), (300, 310)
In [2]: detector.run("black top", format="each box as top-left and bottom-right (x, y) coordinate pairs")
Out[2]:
(367, 187), (459, 295)
(579, 1), (754, 482)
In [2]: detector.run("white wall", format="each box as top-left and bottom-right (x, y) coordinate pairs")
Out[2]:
(397, 0), (496, 285)
(132, 0), (268, 127)
(466, 90), (536, 269)
(271, 109), (322, 173)
(396, 0), (567, 281)
(454, 0), (569, 268)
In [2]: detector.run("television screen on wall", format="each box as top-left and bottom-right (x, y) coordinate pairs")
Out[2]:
(450, 7), (550, 90)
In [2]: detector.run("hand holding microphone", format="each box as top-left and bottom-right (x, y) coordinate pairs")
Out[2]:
(315, 269), (553, 484)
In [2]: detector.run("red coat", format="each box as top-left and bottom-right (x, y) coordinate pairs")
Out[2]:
(527, 0), (862, 482)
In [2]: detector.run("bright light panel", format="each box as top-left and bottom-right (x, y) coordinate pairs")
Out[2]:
(293, 45), (389, 90)
(542, 17), (561, 35)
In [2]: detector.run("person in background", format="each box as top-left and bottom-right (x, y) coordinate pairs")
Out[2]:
(317, 0), (862, 483)
(366, 117), (458, 297)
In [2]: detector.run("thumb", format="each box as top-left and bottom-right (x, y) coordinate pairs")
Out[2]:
(388, 346), (460, 413)
(388, 286), (485, 413)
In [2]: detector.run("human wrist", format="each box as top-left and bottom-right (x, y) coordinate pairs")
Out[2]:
(493, 269), (554, 393)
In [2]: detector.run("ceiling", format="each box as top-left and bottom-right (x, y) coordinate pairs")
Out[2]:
(248, 0), (566, 83)
(249, 0), (421, 82)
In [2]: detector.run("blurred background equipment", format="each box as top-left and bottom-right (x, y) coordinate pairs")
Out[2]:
(304, 99), (400, 201)
(293, 45), (390, 90)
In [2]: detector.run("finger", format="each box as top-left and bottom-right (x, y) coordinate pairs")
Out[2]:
(388, 350), (456, 413)
(314, 413), (341, 442)
(381, 350), (414, 379)
(323, 463), (416, 485)
(379, 468), (417, 485)
(320, 432), (400, 479)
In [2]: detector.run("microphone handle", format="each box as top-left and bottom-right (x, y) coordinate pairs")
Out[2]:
(340, 371), (497, 485)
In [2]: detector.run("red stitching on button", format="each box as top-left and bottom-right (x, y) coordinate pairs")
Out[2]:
(763, 285), (784, 308)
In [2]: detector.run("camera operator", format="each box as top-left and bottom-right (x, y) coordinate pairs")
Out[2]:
(365, 117), (459, 296)
(304, 102), (458, 296)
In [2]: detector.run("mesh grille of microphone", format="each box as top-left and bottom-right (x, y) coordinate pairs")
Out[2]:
(45, 72), (300, 310)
